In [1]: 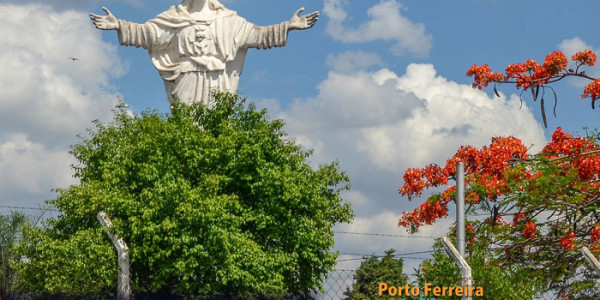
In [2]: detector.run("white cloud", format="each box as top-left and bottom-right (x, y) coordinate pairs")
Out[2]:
(0, 4), (127, 207)
(558, 37), (594, 57)
(1, 0), (139, 11)
(0, 4), (124, 146)
(0, 135), (76, 204)
(278, 64), (546, 177)
(335, 210), (443, 255)
(558, 37), (600, 86)
(332, 210), (452, 280)
(326, 50), (383, 73)
(323, 0), (432, 57)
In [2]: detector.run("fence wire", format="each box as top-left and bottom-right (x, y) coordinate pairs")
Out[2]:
(0, 208), (439, 300)
(315, 269), (355, 300)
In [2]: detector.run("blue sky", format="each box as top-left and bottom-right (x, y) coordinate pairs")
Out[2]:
(2, 0), (600, 283)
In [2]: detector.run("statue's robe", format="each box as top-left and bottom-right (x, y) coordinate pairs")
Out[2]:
(117, 4), (289, 106)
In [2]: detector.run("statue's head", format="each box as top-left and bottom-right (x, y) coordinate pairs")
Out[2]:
(181, 0), (225, 10)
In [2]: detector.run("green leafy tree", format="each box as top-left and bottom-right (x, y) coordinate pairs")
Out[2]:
(15, 93), (353, 297)
(416, 239), (542, 300)
(14, 227), (118, 298)
(343, 249), (410, 300)
(0, 211), (29, 298)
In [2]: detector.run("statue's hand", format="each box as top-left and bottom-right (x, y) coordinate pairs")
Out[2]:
(90, 7), (119, 30)
(289, 8), (319, 31)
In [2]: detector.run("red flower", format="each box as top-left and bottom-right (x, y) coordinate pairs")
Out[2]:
(512, 212), (527, 226)
(559, 231), (576, 251)
(582, 79), (600, 101)
(572, 50), (597, 67)
(466, 64), (504, 89)
(542, 51), (568, 76)
(590, 223), (600, 243)
(521, 222), (536, 239)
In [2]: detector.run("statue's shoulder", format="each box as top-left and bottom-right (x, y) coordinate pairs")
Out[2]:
(214, 7), (238, 19)
(159, 5), (183, 18)
(154, 5), (238, 21)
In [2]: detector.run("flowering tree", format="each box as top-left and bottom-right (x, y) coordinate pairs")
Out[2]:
(398, 128), (600, 296)
(466, 50), (598, 127)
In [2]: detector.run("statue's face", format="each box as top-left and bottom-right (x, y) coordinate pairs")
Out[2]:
(187, 0), (206, 4)
(183, 0), (224, 11)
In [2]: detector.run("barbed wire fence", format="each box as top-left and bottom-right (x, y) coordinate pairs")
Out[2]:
(0, 205), (444, 299)
(311, 230), (441, 299)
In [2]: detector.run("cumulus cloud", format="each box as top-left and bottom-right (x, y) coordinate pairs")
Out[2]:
(558, 37), (595, 57)
(260, 63), (546, 222)
(558, 37), (600, 85)
(282, 64), (545, 174)
(1, 0), (139, 11)
(0, 4), (126, 208)
(0, 135), (76, 206)
(323, 0), (432, 57)
(326, 50), (383, 73)
(0, 4), (124, 146)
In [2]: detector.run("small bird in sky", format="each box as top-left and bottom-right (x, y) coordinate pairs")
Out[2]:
(68, 57), (79, 61)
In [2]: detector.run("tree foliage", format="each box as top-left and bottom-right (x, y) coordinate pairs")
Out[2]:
(14, 227), (118, 298)
(15, 93), (353, 297)
(398, 128), (600, 297)
(416, 239), (542, 300)
(343, 249), (409, 300)
(0, 211), (29, 298)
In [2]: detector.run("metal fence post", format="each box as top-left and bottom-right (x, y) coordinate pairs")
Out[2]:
(581, 246), (600, 274)
(97, 212), (130, 300)
(456, 161), (466, 258)
(442, 236), (473, 300)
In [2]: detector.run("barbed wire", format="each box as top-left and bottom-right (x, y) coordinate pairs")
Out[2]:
(338, 250), (433, 257)
(335, 250), (433, 262)
(334, 231), (442, 239)
(0, 205), (60, 212)
(336, 256), (430, 262)
(0, 209), (445, 240)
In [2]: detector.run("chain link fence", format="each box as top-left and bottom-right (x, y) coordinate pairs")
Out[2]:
(314, 269), (355, 300)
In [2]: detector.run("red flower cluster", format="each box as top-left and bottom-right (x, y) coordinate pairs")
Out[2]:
(590, 223), (600, 243)
(468, 50), (596, 93)
(502, 52), (567, 89)
(582, 79), (600, 102)
(512, 212), (527, 226)
(559, 231), (576, 251)
(398, 198), (449, 228)
(399, 126), (600, 243)
(542, 127), (600, 182)
(572, 49), (597, 67)
(542, 51), (568, 77)
(466, 64), (504, 89)
(521, 222), (536, 239)
(400, 165), (448, 199)
(398, 136), (528, 229)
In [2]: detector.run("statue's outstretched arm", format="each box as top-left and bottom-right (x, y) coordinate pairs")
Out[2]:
(288, 7), (319, 31)
(241, 7), (319, 50)
(91, 7), (170, 50)
(90, 7), (120, 30)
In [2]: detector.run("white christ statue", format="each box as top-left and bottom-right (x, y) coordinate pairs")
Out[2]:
(90, 0), (319, 107)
